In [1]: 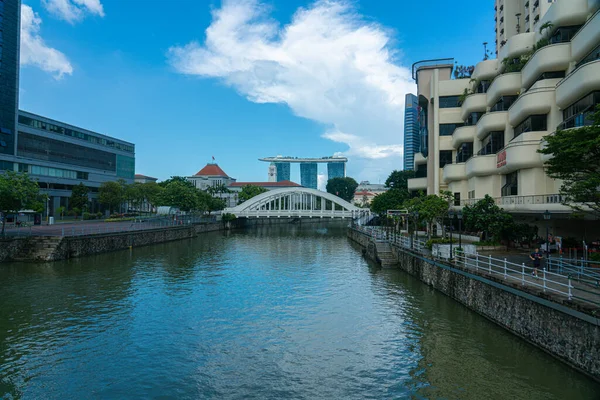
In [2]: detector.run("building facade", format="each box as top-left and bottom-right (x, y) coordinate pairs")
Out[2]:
(0, 0), (136, 216)
(189, 163), (236, 190)
(300, 163), (318, 189)
(403, 93), (420, 171)
(408, 0), (600, 233)
(260, 156), (348, 186)
(268, 163), (277, 182)
(327, 161), (346, 180)
(134, 174), (158, 184)
(275, 162), (291, 182)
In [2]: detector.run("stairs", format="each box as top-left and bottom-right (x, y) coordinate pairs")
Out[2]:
(13, 236), (64, 262)
(374, 241), (398, 268)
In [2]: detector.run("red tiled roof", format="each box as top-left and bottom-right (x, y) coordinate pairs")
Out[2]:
(229, 180), (301, 187)
(195, 163), (230, 177)
(354, 190), (375, 196)
(135, 174), (157, 180)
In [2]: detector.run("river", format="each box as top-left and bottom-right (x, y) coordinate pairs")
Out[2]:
(1, 224), (598, 399)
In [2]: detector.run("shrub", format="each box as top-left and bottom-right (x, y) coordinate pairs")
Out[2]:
(67, 210), (76, 217)
(222, 213), (236, 222)
(105, 217), (135, 222)
(425, 238), (456, 250)
(96, 212), (104, 219)
(82, 212), (92, 220)
(589, 253), (600, 262)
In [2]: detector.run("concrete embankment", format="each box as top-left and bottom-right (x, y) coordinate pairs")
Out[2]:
(0, 222), (226, 263)
(348, 228), (600, 382)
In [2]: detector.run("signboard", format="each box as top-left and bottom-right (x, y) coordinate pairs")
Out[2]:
(387, 209), (408, 216)
(497, 150), (506, 168)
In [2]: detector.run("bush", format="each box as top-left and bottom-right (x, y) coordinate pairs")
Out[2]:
(105, 217), (135, 222)
(425, 238), (456, 250)
(222, 213), (236, 222)
(589, 253), (600, 262)
(96, 212), (104, 219)
(67, 210), (76, 217)
(82, 212), (92, 220)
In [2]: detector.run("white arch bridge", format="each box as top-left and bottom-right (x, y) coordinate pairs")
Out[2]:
(224, 187), (371, 219)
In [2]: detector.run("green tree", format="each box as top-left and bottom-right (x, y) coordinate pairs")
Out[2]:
(140, 182), (164, 212)
(538, 105), (600, 217)
(159, 176), (195, 189)
(208, 196), (226, 214)
(405, 193), (450, 239)
(98, 181), (124, 214)
(326, 177), (358, 203)
(385, 170), (414, 190)
(462, 195), (513, 241)
(70, 182), (90, 212)
(155, 181), (200, 212)
(57, 206), (66, 220)
(238, 185), (268, 204)
(370, 189), (409, 216)
(0, 171), (41, 235)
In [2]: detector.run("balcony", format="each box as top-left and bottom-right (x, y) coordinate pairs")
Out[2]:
(451, 126), (476, 149)
(414, 152), (427, 166)
(498, 33), (535, 63)
(461, 194), (572, 213)
(556, 60), (600, 109)
(508, 87), (555, 127)
(408, 177), (427, 191)
(496, 140), (543, 174)
(521, 43), (571, 89)
(460, 93), (487, 120)
(536, 0), (589, 42)
(442, 163), (466, 183)
(465, 154), (497, 178)
(472, 59), (498, 81)
(571, 9), (600, 62)
(487, 73), (521, 107)
(476, 112), (507, 140)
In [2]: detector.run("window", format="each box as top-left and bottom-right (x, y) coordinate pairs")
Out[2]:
(513, 114), (548, 138)
(465, 112), (485, 126)
(438, 96), (461, 108)
(453, 192), (461, 207)
(478, 131), (505, 155)
(456, 142), (473, 163)
(550, 25), (582, 45)
(415, 164), (427, 178)
(490, 95), (518, 112)
(476, 80), (491, 94)
(0, 127), (12, 135)
(560, 91), (600, 130)
(0, 161), (13, 171)
(439, 150), (453, 168)
(502, 171), (518, 196)
(533, 70), (565, 86)
(439, 123), (464, 136)
(577, 43), (600, 69)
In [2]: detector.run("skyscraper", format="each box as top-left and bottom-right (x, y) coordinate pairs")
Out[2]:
(300, 163), (317, 189)
(268, 163), (277, 182)
(275, 163), (291, 182)
(327, 162), (345, 181)
(403, 93), (419, 171)
(0, 0), (21, 157)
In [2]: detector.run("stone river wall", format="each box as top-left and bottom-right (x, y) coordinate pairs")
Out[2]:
(347, 228), (600, 382)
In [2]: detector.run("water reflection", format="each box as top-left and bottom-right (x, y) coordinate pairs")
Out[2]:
(0, 224), (598, 399)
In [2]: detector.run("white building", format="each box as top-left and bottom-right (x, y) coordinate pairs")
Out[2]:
(188, 163), (236, 190)
(268, 163), (277, 182)
(408, 0), (600, 236)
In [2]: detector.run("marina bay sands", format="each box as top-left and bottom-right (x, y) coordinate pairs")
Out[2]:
(259, 155), (348, 189)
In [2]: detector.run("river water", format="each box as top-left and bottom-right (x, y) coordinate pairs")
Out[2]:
(0, 224), (598, 399)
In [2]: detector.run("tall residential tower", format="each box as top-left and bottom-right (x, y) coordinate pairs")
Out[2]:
(403, 93), (419, 171)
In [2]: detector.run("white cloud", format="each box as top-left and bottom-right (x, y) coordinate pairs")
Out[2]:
(42, 0), (105, 23)
(317, 173), (327, 191)
(20, 5), (73, 79)
(168, 0), (416, 181)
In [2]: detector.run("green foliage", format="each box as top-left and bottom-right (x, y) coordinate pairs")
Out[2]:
(459, 87), (473, 105)
(462, 195), (513, 241)
(405, 192), (451, 239)
(105, 217), (135, 222)
(326, 177), (359, 203)
(99, 181), (124, 214)
(504, 222), (538, 245)
(473, 240), (501, 246)
(0, 171), (42, 234)
(159, 176), (195, 189)
(57, 206), (66, 219)
(222, 213), (237, 222)
(370, 189), (409, 215)
(539, 21), (554, 37)
(538, 105), (600, 216)
(207, 195), (226, 213)
(589, 253), (600, 263)
(155, 181), (201, 212)
(501, 55), (531, 73)
(425, 238), (456, 250)
(384, 170), (414, 190)
(70, 183), (90, 211)
(532, 37), (549, 52)
(238, 185), (269, 204)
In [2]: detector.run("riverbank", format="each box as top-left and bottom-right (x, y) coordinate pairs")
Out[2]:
(348, 227), (600, 382)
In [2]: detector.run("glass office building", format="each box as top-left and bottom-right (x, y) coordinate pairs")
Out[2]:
(300, 163), (318, 189)
(275, 162), (291, 182)
(0, 2), (136, 216)
(403, 93), (419, 171)
(327, 162), (345, 180)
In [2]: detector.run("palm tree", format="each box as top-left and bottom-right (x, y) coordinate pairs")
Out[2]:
(539, 21), (554, 38)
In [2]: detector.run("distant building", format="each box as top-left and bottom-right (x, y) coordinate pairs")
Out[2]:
(268, 163), (277, 182)
(327, 161), (346, 181)
(259, 155), (347, 185)
(188, 163), (236, 190)
(403, 93), (419, 171)
(300, 163), (318, 189)
(275, 162), (291, 182)
(228, 180), (301, 192)
(134, 174), (158, 184)
(353, 190), (376, 207)
(353, 181), (388, 206)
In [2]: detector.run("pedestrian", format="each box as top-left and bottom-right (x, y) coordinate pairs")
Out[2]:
(529, 248), (543, 277)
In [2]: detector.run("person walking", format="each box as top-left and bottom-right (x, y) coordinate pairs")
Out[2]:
(529, 248), (543, 277)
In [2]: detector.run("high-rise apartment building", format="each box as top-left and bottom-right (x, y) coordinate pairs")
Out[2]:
(408, 0), (600, 234)
(403, 93), (420, 171)
(327, 162), (346, 180)
(0, 0), (135, 216)
(300, 163), (318, 189)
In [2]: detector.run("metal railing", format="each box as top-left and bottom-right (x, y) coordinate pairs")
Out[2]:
(547, 257), (600, 285)
(353, 226), (600, 308)
(460, 194), (565, 207)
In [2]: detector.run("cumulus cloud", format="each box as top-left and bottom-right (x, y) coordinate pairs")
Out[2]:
(168, 0), (415, 181)
(20, 5), (73, 79)
(42, 0), (105, 23)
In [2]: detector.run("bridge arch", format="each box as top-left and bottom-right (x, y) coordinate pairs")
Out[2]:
(224, 187), (369, 219)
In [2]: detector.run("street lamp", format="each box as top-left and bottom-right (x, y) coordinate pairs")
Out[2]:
(448, 211), (455, 259)
(412, 211), (419, 249)
(543, 210), (551, 255)
(457, 211), (463, 249)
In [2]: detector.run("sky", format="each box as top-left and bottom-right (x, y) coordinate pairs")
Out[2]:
(19, 0), (495, 187)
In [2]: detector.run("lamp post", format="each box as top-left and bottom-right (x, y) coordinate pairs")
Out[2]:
(448, 211), (455, 259)
(457, 211), (463, 249)
(543, 210), (551, 256)
(413, 211), (419, 249)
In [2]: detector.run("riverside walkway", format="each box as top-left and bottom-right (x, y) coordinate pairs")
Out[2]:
(354, 225), (600, 312)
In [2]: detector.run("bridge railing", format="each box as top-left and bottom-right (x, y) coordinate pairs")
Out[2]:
(352, 226), (600, 308)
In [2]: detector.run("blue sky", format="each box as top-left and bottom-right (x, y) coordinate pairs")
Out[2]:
(19, 0), (494, 186)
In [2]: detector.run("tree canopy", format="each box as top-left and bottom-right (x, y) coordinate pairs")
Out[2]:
(326, 177), (358, 203)
(405, 193), (451, 239)
(0, 171), (41, 234)
(99, 181), (124, 214)
(385, 170), (414, 190)
(238, 185), (268, 204)
(462, 195), (513, 241)
(370, 189), (409, 216)
(70, 183), (90, 211)
(538, 105), (600, 217)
